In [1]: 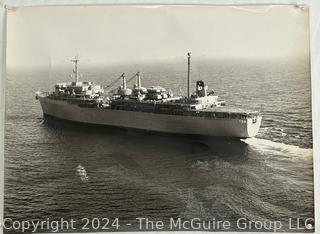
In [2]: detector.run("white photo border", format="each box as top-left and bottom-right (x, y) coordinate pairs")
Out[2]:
(0, 1), (318, 234)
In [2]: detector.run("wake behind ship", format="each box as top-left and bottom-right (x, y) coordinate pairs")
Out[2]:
(36, 54), (262, 138)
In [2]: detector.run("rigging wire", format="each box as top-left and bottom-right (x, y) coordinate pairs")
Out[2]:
(126, 72), (139, 84)
(105, 72), (139, 91)
(105, 74), (124, 89)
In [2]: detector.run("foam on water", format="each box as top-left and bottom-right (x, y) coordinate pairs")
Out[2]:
(242, 137), (313, 156)
(190, 160), (210, 171)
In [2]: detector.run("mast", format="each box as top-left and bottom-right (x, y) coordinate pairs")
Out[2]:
(122, 73), (127, 89)
(187, 52), (191, 98)
(137, 72), (141, 88)
(71, 56), (80, 83)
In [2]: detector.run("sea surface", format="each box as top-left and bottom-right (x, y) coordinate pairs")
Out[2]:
(4, 58), (314, 233)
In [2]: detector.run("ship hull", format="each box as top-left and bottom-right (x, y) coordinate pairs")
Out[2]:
(38, 97), (262, 138)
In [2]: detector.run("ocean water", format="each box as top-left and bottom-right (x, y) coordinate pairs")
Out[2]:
(4, 58), (314, 233)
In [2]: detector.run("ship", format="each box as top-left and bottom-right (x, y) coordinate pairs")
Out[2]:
(35, 53), (262, 138)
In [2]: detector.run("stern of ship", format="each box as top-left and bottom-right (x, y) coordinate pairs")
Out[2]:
(245, 115), (262, 138)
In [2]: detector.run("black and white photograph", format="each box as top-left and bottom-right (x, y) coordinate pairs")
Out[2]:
(2, 4), (316, 233)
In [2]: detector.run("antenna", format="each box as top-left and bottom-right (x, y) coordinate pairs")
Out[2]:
(71, 56), (80, 83)
(187, 52), (191, 98)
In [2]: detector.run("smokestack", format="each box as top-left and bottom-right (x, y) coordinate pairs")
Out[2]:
(187, 52), (191, 98)
(122, 73), (126, 89)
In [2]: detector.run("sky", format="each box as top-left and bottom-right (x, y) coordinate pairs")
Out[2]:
(7, 5), (309, 69)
